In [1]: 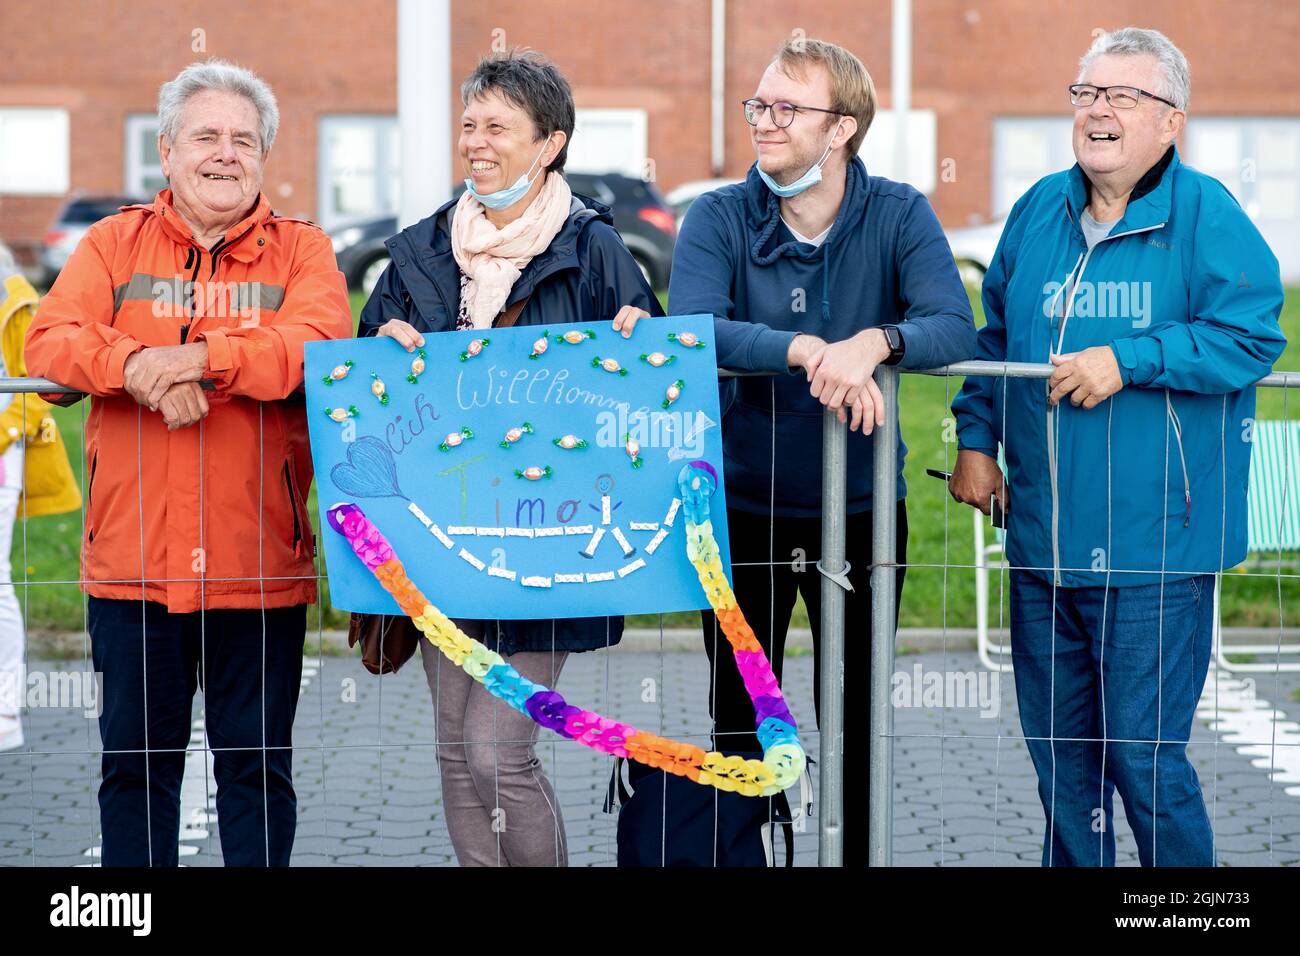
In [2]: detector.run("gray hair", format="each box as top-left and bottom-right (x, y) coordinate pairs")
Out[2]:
(1078, 27), (1190, 111)
(461, 50), (575, 174)
(158, 58), (280, 152)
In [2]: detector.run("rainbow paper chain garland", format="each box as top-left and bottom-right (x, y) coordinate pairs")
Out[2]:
(326, 461), (805, 796)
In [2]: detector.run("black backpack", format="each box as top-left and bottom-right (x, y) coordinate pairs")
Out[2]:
(605, 754), (814, 867)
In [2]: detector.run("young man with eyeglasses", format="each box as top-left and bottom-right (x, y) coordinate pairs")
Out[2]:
(666, 37), (976, 864)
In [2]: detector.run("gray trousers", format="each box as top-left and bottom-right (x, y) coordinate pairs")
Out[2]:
(419, 623), (569, 866)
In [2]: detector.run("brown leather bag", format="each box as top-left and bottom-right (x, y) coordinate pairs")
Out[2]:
(348, 290), (532, 674)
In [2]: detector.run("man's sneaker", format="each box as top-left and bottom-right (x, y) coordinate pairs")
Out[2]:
(0, 718), (23, 752)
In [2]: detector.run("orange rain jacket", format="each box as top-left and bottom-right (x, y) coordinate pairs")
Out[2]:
(26, 189), (352, 612)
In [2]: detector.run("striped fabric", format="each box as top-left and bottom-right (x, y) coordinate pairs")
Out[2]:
(1247, 420), (1300, 553)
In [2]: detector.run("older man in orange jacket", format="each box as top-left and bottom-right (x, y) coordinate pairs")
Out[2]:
(27, 59), (351, 867)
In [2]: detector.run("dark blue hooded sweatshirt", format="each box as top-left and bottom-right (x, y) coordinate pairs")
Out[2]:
(668, 156), (977, 516)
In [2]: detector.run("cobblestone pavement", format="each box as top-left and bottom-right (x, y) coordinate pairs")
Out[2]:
(2, 648), (1298, 866)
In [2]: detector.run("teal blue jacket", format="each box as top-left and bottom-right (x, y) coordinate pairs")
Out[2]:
(952, 147), (1286, 587)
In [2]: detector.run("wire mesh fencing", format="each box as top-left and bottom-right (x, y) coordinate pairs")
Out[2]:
(1, 360), (1297, 867)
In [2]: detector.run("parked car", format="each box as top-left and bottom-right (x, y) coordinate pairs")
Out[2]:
(41, 195), (147, 286)
(665, 177), (742, 231)
(331, 171), (677, 296)
(944, 217), (1007, 289)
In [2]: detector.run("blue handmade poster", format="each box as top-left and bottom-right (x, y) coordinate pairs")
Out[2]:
(304, 314), (732, 618)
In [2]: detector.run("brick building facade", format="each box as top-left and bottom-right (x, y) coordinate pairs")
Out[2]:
(1, 0), (1297, 273)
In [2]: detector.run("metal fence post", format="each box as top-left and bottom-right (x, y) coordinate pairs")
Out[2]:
(869, 364), (900, 866)
(818, 406), (848, 866)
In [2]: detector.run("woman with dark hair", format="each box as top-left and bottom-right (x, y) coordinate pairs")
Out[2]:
(358, 49), (661, 866)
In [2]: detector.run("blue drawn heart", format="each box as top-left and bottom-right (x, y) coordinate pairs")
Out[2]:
(330, 436), (405, 500)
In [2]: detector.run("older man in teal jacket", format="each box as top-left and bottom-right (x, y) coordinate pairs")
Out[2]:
(951, 28), (1285, 867)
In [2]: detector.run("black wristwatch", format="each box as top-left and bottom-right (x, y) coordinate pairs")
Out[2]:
(879, 325), (906, 366)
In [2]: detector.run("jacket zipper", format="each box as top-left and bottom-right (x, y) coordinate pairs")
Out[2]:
(85, 450), (98, 543)
(180, 245), (201, 343)
(284, 462), (302, 549)
(1044, 219), (1166, 585)
(1165, 391), (1192, 527)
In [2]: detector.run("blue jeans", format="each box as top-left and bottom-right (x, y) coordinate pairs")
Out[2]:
(89, 597), (305, 867)
(1009, 570), (1215, 866)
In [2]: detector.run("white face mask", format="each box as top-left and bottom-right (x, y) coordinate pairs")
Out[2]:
(758, 120), (843, 198)
(464, 143), (549, 210)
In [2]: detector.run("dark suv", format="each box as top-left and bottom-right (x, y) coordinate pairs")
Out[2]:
(331, 172), (676, 295)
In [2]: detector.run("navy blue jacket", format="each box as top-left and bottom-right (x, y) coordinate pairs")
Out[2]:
(358, 191), (662, 654)
(668, 158), (977, 516)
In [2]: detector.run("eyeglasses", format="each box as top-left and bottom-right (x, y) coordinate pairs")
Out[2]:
(741, 98), (842, 128)
(1068, 84), (1178, 110)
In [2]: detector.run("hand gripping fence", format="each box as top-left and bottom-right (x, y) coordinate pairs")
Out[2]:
(325, 459), (807, 797)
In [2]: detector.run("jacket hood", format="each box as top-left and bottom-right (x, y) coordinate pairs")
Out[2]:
(1, 273), (38, 331)
(740, 155), (871, 266)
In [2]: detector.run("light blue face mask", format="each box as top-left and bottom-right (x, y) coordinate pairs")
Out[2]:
(756, 121), (843, 198)
(464, 143), (549, 210)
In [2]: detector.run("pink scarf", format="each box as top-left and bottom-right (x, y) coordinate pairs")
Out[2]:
(451, 171), (573, 329)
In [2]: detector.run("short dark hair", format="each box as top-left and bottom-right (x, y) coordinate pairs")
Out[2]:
(461, 49), (576, 174)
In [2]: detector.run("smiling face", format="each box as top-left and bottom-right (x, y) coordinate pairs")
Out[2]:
(159, 89), (266, 237)
(458, 90), (562, 200)
(750, 62), (850, 185)
(1072, 53), (1184, 189)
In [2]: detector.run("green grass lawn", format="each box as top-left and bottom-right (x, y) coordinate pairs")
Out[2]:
(14, 287), (1300, 632)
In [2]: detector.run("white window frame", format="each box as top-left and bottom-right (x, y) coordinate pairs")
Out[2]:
(125, 114), (166, 197)
(0, 108), (70, 195)
(991, 116), (1075, 218)
(317, 114), (400, 229)
(566, 108), (648, 179)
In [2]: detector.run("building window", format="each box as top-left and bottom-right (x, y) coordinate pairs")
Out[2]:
(1186, 116), (1300, 281)
(125, 114), (166, 197)
(991, 117), (1074, 218)
(858, 109), (938, 194)
(0, 108), (69, 195)
(318, 115), (400, 228)
(566, 109), (648, 179)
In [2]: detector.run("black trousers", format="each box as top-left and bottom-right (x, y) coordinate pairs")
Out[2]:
(89, 597), (306, 867)
(700, 502), (908, 865)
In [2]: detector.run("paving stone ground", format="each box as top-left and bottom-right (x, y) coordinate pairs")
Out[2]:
(2, 649), (1298, 867)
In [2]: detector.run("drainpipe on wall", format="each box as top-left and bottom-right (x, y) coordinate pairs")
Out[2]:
(891, 0), (911, 185)
(398, 0), (450, 229)
(711, 0), (726, 177)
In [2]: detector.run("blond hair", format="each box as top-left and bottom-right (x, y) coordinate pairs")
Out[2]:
(772, 37), (876, 154)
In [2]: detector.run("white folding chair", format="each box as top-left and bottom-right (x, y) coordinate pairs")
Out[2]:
(974, 505), (1013, 673)
(1216, 420), (1300, 672)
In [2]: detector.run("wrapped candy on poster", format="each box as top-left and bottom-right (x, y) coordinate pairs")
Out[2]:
(668, 331), (705, 349)
(556, 328), (596, 346)
(406, 350), (427, 384)
(460, 338), (490, 361)
(553, 434), (588, 450)
(369, 372), (390, 406)
(324, 460), (805, 796)
(662, 379), (685, 409)
(515, 465), (552, 481)
(530, 331), (551, 360)
(499, 422), (535, 449)
(439, 427), (474, 451)
(623, 434), (643, 469)
(322, 360), (353, 385)
(592, 356), (628, 376)
(325, 405), (359, 423)
(640, 351), (676, 368)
